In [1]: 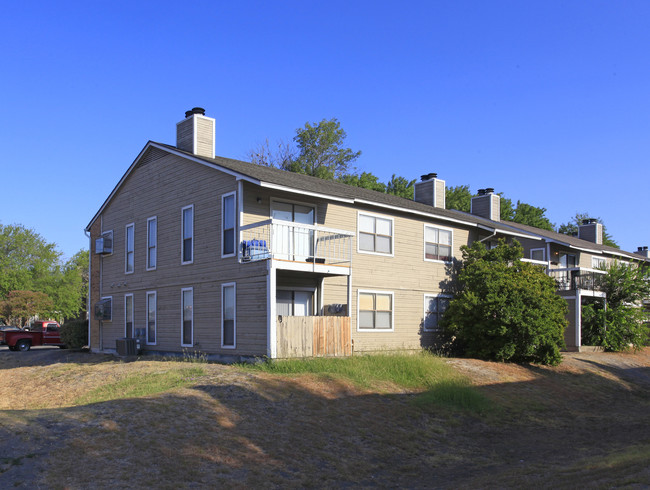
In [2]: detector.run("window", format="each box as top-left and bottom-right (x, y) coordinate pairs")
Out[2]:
(182, 205), (194, 264)
(358, 291), (393, 331)
(125, 294), (134, 337)
(125, 223), (134, 273)
(424, 295), (450, 332)
(95, 297), (112, 321)
(358, 213), (393, 255)
(222, 283), (236, 348)
(530, 248), (545, 261)
(592, 257), (606, 269)
(424, 225), (452, 262)
(146, 291), (156, 345)
(181, 288), (193, 346)
(222, 193), (236, 257)
(147, 217), (157, 270)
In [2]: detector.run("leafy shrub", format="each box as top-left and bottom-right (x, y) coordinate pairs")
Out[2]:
(60, 319), (88, 349)
(441, 240), (567, 366)
(582, 261), (650, 351)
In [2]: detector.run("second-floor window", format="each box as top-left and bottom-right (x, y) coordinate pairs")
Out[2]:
(424, 226), (452, 262)
(182, 205), (194, 264)
(222, 193), (236, 257)
(147, 217), (157, 270)
(358, 213), (393, 255)
(559, 253), (577, 268)
(592, 257), (606, 269)
(530, 248), (545, 261)
(125, 223), (134, 273)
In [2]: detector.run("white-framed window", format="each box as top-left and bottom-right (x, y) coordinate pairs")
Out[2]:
(222, 192), (236, 258)
(146, 291), (157, 345)
(125, 223), (134, 273)
(424, 225), (452, 262)
(96, 296), (113, 322)
(147, 216), (157, 270)
(530, 248), (545, 261)
(358, 212), (393, 255)
(125, 293), (134, 337)
(358, 290), (394, 331)
(276, 288), (315, 317)
(181, 205), (194, 265)
(424, 294), (451, 332)
(592, 256), (606, 269)
(181, 287), (193, 347)
(222, 283), (236, 348)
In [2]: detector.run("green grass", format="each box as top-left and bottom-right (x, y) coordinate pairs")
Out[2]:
(75, 366), (205, 405)
(245, 352), (493, 413)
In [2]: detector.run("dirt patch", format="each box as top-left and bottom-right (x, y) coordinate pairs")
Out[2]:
(1, 347), (649, 488)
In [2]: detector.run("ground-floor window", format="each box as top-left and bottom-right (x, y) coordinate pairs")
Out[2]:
(181, 288), (193, 346)
(222, 283), (236, 348)
(358, 290), (393, 331)
(424, 294), (450, 332)
(147, 291), (157, 345)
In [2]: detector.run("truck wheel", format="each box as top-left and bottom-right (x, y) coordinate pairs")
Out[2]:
(16, 340), (31, 352)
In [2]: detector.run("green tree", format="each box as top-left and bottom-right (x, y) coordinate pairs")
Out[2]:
(581, 261), (650, 350)
(339, 171), (387, 193)
(512, 201), (554, 231)
(558, 212), (619, 248)
(283, 118), (361, 179)
(500, 194), (515, 221)
(445, 185), (472, 212)
(0, 224), (88, 320)
(440, 239), (567, 365)
(0, 290), (53, 327)
(386, 174), (416, 199)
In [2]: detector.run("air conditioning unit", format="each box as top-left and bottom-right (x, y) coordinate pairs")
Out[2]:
(95, 232), (113, 254)
(94, 298), (112, 321)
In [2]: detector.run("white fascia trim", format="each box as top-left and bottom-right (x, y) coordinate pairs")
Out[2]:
(260, 182), (354, 204)
(354, 199), (477, 228)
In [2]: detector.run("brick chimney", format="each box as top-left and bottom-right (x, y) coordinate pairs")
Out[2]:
(471, 188), (500, 221)
(578, 218), (603, 245)
(176, 107), (215, 159)
(414, 173), (445, 209)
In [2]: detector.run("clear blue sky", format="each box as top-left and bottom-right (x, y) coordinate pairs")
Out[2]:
(1, 1), (649, 260)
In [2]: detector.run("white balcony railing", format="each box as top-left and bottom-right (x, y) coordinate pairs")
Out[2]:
(239, 219), (354, 268)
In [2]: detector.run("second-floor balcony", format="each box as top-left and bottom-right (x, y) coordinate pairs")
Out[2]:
(549, 268), (607, 292)
(239, 219), (354, 274)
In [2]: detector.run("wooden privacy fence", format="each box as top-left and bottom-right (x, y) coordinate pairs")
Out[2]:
(276, 316), (351, 358)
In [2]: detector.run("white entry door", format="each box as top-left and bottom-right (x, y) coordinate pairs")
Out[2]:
(272, 202), (314, 261)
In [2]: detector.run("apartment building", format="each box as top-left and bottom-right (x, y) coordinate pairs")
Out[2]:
(85, 109), (649, 358)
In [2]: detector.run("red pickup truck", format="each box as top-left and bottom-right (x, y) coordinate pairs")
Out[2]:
(1, 321), (65, 351)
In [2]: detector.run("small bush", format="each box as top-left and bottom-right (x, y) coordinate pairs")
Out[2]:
(60, 319), (88, 349)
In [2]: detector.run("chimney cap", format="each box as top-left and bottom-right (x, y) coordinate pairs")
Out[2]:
(639, 246), (649, 251)
(485, 187), (495, 194)
(420, 173), (438, 181)
(185, 107), (206, 118)
(477, 189), (486, 196)
(581, 218), (598, 225)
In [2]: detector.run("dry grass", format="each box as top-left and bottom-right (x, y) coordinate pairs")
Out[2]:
(1, 347), (649, 488)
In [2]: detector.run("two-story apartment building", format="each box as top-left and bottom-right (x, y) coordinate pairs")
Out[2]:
(85, 108), (649, 359)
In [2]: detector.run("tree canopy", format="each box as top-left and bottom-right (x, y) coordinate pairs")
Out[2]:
(440, 239), (567, 365)
(581, 261), (650, 350)
(0, 224), (87, 323)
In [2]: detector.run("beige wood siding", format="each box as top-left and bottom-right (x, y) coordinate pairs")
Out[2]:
(95, 150), (268, 356)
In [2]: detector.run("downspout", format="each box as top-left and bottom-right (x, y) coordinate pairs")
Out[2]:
(84, 230), (91, 349)
(479, 229), (497, 243)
